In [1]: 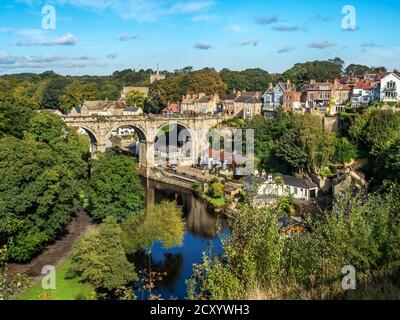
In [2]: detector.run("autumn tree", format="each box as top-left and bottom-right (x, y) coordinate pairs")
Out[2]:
(125, 90), (146, 108)
(60, 80), (99, 112)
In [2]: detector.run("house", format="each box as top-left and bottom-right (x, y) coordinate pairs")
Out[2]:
(332, 79), (352, 105)
(120, 86), (149, 100)
(244, 174), (318, 206)
(70, 100), (127, 116)
(303, 80), (333, 111)
(232, 92), (262, 119)
(351, 80), (375, 107)
(221, 91), (240, 114)
(282, 82), (303, 111)
(161, 103), (180, 115)
(262, 82), (287, 114)
(123, 106), (143, 116)
(380, 72), (400, 103)
(180, 93), (219, 114)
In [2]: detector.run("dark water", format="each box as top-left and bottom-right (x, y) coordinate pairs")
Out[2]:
(133, 178), (229, 300)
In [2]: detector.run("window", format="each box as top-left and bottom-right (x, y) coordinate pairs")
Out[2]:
(387, 81), (396, 89)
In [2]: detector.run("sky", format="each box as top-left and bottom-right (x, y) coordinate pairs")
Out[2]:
(0, 0), (399, 75)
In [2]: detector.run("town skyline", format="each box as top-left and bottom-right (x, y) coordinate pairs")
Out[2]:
(1, 0), (400, 75)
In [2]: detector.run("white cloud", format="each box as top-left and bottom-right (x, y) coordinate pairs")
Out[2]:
(308, 39), (336, 49)
(22, 0), (215, 22)
(16, 33), (77, 46)
(169, 1), (213, 13)
(0, 51), (106, 70)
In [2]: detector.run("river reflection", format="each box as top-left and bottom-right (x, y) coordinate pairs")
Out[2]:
(133, 178), (229, 300)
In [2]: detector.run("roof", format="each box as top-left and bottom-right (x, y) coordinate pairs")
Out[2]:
(124, 106), (142, 112)
(283, 175), (318, 189)
(304, 82), (333, 91)
(354, 80), (373, 90)
(234, 94), (261, 103)
(222, 92), (239, 101)
(82, 100), (126, 111)
(196, 95), (212, 103)
(380, 72), (400, 81)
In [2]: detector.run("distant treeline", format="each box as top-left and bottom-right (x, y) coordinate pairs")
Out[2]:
(0, 58), (388, 113)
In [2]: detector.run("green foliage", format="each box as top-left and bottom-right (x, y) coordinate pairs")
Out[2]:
(0, 102), (33, 139)
(207, 180), (224, 199)
(332, 137), (358, 164)
(276, 195), (296, 216)
(281, 113), (335, 174)
(60, 80), (99, 112)
(0, 113), (89, 261)
(220, 68), (272, 92)
(121, 201), (185, 254)
(125, 90), (146, 108)
(67, 217), (137, 291)
(282, 59), (342, 87)
(189, 188), (400, 300)
(88, 152), (144, 222)
(17, 257), (95, 300)
(0, 245), (30, 300)
(150, 69), (227, 107)
(349, 109), (400, 188)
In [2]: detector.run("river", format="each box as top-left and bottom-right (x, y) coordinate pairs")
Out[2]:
(133, 178), (229, 300)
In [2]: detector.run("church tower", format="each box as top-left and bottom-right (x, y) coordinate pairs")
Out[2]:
(150, 63), (166, 84)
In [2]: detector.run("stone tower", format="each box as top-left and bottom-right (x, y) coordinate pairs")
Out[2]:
(150, 63), (166, 84)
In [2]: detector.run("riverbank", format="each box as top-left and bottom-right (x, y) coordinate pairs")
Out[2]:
(7, 208), (93, 283)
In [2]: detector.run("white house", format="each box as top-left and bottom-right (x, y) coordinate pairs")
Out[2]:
(380, 73), (400, 102)
(244, 175), (318, 206)
(351, 80), (376, 107)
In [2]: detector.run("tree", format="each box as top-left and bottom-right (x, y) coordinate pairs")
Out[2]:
(150, 69), (227, 107)
(282, 59), (342, 87)
(88, 152), (145, 222)
(208, 180), (224, 198)
(125, 90), (146, 108)
(60, 80), (99, 112)
(332, 136), (358, 164)
(0, 102), (33, 139)
(276, 113), (334, 174)
(40, 77), (70, 110)
(0, 112), (89, 261)
(121, 201), (185, 254)
(67, 217), (137, 291)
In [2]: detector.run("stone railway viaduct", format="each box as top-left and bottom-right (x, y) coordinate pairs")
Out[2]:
(63, 114), (228, 176)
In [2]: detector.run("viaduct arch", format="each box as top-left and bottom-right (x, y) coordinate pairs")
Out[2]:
(63, 114), (227, 176)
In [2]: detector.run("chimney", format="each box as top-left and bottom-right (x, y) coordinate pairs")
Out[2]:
(286, 79), (291, 89)
(334, 78), (339, 86)
(268, 82), (273, 90)
(310, 79), (316, 85)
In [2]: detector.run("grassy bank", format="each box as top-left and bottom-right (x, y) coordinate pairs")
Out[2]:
(17, 257), (95, 300)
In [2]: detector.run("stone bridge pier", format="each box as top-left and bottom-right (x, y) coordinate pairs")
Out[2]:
(63, 114), (227, 177)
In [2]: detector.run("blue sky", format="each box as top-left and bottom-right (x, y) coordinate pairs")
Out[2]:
(0, 0), (399, 75)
